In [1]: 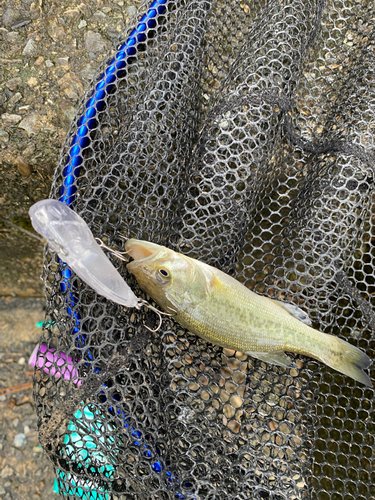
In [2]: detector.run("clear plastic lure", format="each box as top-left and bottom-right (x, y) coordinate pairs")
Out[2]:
(29, 199), (141, 308)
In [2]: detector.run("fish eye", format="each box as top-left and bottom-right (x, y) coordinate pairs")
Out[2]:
(159, 268), (169, 278)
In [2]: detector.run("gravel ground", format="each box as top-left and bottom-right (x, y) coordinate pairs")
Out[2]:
(0, 1), (138, 498)
(0, 297), (56, 499)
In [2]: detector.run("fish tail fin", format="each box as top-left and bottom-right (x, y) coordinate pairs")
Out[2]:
(316, 335), (372, 386)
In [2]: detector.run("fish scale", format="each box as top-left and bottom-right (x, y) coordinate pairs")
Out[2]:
(176, 268), (315, 353)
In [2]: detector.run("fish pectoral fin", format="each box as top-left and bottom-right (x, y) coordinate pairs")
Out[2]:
(246, 351), (293, 367)
(268, 298), (312, 326)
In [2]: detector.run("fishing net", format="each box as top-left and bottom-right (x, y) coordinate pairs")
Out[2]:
(35, 0), (375, 498)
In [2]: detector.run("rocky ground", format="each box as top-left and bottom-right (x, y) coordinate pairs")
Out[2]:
(0, 1), (138, 498)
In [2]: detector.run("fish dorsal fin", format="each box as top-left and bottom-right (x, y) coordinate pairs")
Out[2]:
(267, 298), (312, 326)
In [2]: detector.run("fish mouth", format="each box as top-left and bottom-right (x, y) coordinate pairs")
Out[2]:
(125, 239), (163, 263)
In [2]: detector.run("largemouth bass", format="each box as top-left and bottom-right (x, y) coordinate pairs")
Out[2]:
(125, 239), (372, 386)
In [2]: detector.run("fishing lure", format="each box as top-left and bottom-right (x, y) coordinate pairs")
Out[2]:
(29, 199), (141, 308)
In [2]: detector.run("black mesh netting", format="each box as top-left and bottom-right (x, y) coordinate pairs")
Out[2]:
(35, 0), (375, 498)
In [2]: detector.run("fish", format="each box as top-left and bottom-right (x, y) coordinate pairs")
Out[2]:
(125, 238), (372, 386)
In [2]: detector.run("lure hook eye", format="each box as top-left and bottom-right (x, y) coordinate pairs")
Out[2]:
(53, 239), (69, 256)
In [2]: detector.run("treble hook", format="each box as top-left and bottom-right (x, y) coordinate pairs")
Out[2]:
(95, 237), (130, 262)
(137, 299), (176, 333)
